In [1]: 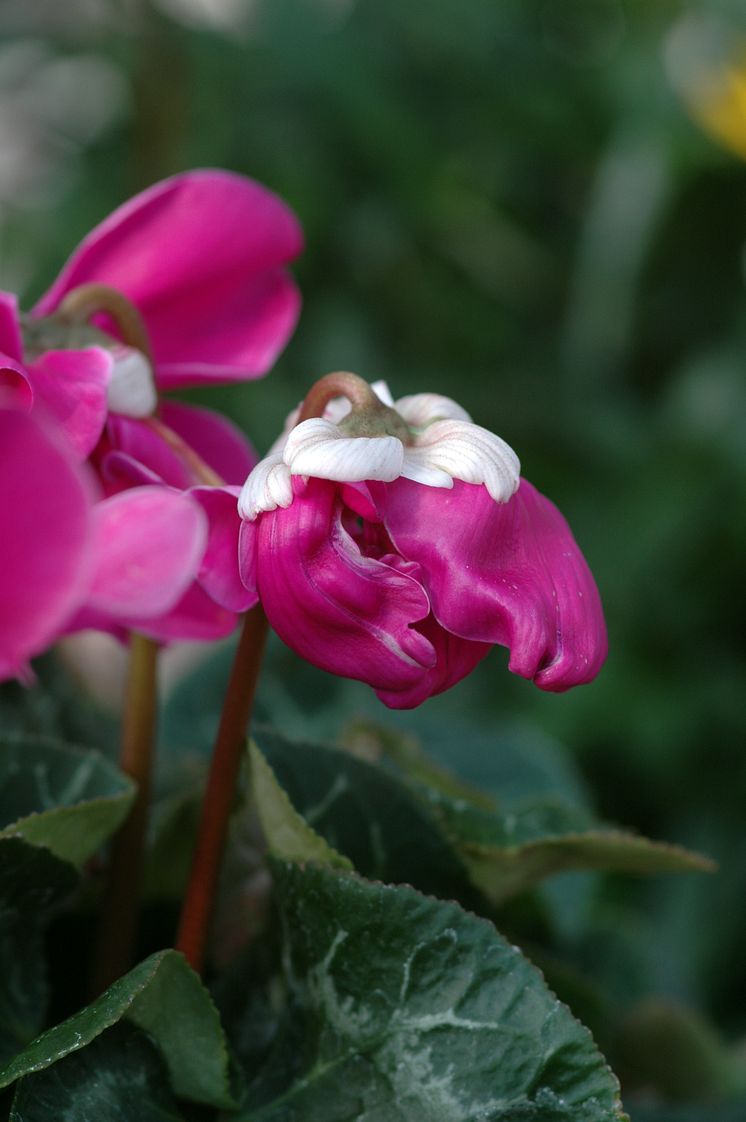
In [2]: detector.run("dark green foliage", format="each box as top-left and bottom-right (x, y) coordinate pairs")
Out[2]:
(0, 839), (78, 1066)
(0, 951), (238, 1110)
(240, 861), (628, 1121)
(0, 735), (134, 867)
(9, 1023), (185, 1122)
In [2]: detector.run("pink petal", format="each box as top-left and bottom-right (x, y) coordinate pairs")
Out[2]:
(102, 416), (194, 489)
(127, 582), (239, 642)
(0, 292), (23, 362)
(27, 347), (112, 459)
(34, 169), (303, 389)
(380, 478), (608, 691)
(376, 616), (491, 709)
(98, 450), (165, 493)
(192, 486), (256, 613)
(0, 351), (33, 410)
(87, 486), (208, 618)
(250, 478), (436, 693)
(160, 401), (257, 485)
(0, 408), (92, 679)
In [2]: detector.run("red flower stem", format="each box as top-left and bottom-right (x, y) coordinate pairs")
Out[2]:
(90, 633), (159, 995)
(176, 605), (269, 973)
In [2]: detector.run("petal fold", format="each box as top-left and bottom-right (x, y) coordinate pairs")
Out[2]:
(380, 478), (607, 691)
(238, 451), (293, 520)
(394, 392), (472, 427)
(192, 485), (256, 613)
(252, 478), (436, 694)
(0, 351), (33, 410)
(283, 418), (404, 482)
(406, 419), (520, 502)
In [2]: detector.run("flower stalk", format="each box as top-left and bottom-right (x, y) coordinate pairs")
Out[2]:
(90, 632), (159, 994)
(176, 604), (269, 973)
(298, 370), (411, 440)
(56, 282), (153, 359)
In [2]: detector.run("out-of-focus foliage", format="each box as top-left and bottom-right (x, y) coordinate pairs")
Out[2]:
(2, 0), (746, 1115)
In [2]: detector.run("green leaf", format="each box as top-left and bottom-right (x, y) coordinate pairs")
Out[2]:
(342, 716), (592, 811)
(239, 861), (628, 1121)
(0, 735), (135, 867)
(341, 719), (496, 809)
(9, 1021), (185, 1121)
(0, 838), (78, 1065)
(433, 795), (715, 904)
(251, 728), (476, 904)
(334, 722), (712, 904)
(0, 949), (238, 1110)
(249, 740), (350, 869)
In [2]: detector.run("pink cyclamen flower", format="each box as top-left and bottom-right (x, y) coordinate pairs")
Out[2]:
(0, 404), (210, 681)
(1, 169), (302, 643)
(2, 169), (302, 453)
(238, 374), (607, 708)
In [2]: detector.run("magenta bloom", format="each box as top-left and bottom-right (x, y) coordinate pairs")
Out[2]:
(34, 168), (303, 390)
(0, 406), (210, 680)
(238, 378), (607, 708)
(88, 402), (258, 641)
(0, 406), (92, 680)
(2, 169), (302, 644)
(2, 169), (302, 455)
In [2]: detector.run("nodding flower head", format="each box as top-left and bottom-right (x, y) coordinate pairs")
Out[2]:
(239, 372), (520, 520)
(238, 373), (607, 709)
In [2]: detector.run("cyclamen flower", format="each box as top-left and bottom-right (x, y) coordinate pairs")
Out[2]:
(1, 169), (302, 642)
(238, 374), (607, 708)
(0, 405), (209, 681)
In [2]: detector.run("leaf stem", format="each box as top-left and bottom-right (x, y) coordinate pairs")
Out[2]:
(90, 633), (159, 995)
(176, 605), (269, 973)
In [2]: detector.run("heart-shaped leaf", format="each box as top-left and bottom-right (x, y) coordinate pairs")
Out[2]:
(250, 729), (475, 905)
(9, 1021), (185, 1121)
(0, 949), (238, 1110)
(0, 735), (135, 867)
(249, 740), (350, 869)
(239, 861), (629, 1122)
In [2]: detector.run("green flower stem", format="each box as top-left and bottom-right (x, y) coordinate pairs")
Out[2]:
(90, 633), (159, 996)
(176, 605), (269, 973)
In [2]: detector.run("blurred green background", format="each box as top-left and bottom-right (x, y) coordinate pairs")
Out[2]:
(2, 0), (746, 1112)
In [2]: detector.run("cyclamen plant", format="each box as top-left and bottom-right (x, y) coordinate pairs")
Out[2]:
(0, 173), (712, 1122)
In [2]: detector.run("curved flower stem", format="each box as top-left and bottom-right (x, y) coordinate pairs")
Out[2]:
(296, 371), (379, 422)
(176, 604), (269, 974)
(297, 370), (412, 441)
(90, 633), (159, 996)
(56, 283), (154, 361)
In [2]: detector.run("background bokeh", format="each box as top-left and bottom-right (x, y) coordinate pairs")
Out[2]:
(2, 0), (745, 1112)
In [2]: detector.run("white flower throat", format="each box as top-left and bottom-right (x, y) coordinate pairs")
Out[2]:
(239, 378), (520, 521)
